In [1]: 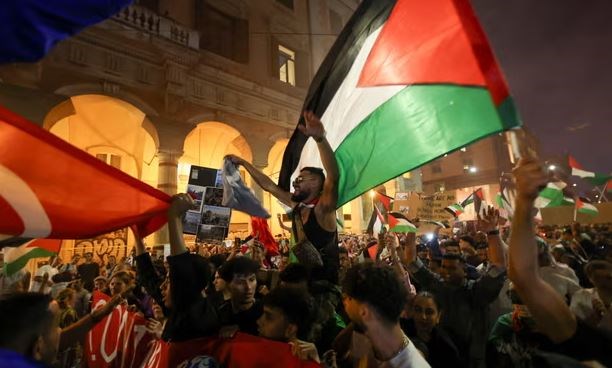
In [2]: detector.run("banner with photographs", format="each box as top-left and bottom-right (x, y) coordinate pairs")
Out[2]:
(182, 165), (231, 243)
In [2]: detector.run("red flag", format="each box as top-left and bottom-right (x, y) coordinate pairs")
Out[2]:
(86, 291), (155, 368)
(250, 217), (279, 256)
(0, 105), (170, 239)
(144, 333), (321, 368)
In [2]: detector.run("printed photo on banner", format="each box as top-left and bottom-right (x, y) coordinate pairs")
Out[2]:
(182, 211), (201, 235)
(204, 187), (224, 207)
(201, 205), (231, 227)
(187, 184), (206, 212)
(197, 224), (228, 242)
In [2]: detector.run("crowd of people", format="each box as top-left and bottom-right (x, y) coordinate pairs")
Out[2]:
(0, 113), (610, 368)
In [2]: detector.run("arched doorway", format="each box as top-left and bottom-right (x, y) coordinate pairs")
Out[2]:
(180, 122), (253, 239)
(44, 94), (159, 265)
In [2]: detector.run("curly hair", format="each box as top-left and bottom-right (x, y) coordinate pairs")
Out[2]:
(342, 261), (407, 325)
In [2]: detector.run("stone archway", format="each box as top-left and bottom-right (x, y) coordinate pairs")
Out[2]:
(180, 121), (254, 238)
(45, 95), (160, 186)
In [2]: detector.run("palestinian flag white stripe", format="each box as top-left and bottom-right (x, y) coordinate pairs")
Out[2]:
(279, 0), (520, 206)
(534, 182), (566, 208)
(3, 239), (61, 276)
(390, 218), (417, 233)
(571, 167), (595, 178)
(577, 199), (598, 216)
(291, 27), (403, 182)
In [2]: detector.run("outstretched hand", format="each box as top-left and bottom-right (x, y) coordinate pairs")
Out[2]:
(298, 111), (326, 141)
(168, 193), (196, 218)
(224, 154), (246, 166)
(477, 206), (500, 233)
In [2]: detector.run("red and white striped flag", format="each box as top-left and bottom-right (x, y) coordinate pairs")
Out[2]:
(0, 105), (170, 245)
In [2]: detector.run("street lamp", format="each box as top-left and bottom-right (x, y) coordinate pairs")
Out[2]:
(469, 166), (478, 173)
(548, 165), (556, 171)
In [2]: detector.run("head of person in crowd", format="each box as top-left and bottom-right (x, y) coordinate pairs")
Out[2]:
(459, 235), (476, 253)
(585, 260), (612, 292)
(57, 287), (76, 310)
(416, 243), (429, 261)
(291, 167), (325, 202)
(70, 254), (80, 265)
(94, 276), (107, 291)
(213, 270), (228, 294)
(107, 255), (117, 267)
(342, 261), (407, 334)
(0, 293), (60, 365)
(279, 263), (310, 290)
(278, 252), (291, 272)
(219, 257), (260, 311)
(476, 243), (489, 264)
(440, 253), (467, 286)
(209, 254), (228, 275)
(257, 286), (314, 342)
(561, 228), (574, 244)
(411, 292), (442, 340)
(30, 266), (54, 294)
(0, 269), (31, 295)
(84, 252), (96, 264)
(536, 237), (554, 267)
(429, 257), (442, 275)
(339, 247), (350, 272)
(442, 239), (461, 255)
(109, 271), (132, 297)
(71, 278), (83, 292)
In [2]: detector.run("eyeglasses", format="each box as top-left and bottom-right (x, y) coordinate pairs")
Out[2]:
(293, 176), (317, 185)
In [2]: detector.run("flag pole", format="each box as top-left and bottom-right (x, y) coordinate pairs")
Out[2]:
(573, 200), (578, 222)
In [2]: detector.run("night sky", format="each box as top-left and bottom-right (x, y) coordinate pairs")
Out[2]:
(471, 0), (612, 173)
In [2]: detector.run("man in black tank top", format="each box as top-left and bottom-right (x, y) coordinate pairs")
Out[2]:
(226, 111), (340, 284)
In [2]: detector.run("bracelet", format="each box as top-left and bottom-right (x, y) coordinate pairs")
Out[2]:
(487, 229), (500, 235)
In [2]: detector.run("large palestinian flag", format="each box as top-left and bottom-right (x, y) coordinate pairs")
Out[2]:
(278, 0), (521, 205)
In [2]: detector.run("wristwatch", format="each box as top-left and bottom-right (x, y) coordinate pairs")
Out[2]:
(487, 229), (500, 235)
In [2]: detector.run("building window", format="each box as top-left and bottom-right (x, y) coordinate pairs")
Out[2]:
(196, 3), (249, 63)
(431, 164), (442, 174)
(277, 0), (294, 10)
(278, 45), (296, 86)
(96, 153), (122, 170)
(463, 158), (473, 173)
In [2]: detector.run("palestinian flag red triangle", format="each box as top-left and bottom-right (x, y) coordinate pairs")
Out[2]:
(279, 0), (521, 206)
(358, 0), (509, 105)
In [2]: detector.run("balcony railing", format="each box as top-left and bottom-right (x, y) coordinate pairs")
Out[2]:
(113, 4), (199, 49)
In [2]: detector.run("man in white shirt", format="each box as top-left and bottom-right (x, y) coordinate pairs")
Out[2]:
(340, 262), (430, 367)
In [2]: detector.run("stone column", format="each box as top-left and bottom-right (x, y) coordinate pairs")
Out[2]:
(154, 148), (182, 245)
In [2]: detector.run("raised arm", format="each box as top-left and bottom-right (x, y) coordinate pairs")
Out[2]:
(225, 155), (294, 207)
(509, 158), (577, 343)
(478, 206), (507, 268)
(301, 111), (339, 212)
(167, 193), (194, 255)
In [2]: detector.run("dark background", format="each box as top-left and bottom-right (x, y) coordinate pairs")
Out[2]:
(472, 0), (611, 175)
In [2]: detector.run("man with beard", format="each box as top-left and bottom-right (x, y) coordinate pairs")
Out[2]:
(226, 111), (340, 283)
(336, 262), (429, 367)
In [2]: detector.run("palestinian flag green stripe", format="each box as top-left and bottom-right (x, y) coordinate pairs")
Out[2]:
(4, 247), (55, 276)
(335, 85), (514, 204)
